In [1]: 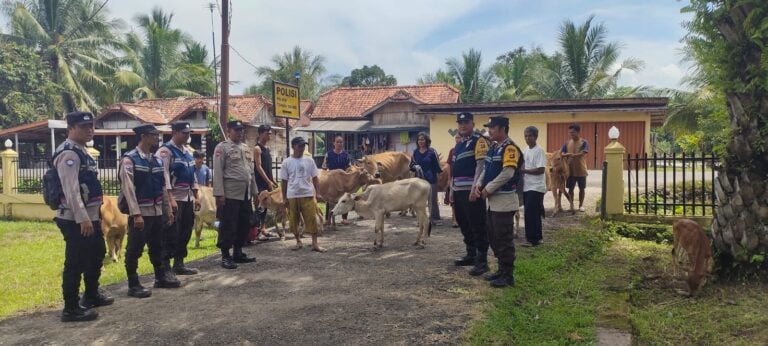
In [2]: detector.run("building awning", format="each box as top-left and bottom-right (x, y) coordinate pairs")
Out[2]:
(298, 120), (371, 132)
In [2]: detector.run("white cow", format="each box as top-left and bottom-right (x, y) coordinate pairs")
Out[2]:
(331, 178), (431, 249)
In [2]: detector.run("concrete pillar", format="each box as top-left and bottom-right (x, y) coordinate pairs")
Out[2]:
(1, 145), (19, 195)
(604, 137), (626, 216)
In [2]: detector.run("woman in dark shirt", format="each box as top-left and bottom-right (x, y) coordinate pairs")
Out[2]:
(323, 135), (351, 171)
(323, 136), (352, 224)
(410, 132), (443, 225)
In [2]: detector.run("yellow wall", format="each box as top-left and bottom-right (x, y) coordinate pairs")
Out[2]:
(428, 111), (651, 157)
(0, 194), (56, 221)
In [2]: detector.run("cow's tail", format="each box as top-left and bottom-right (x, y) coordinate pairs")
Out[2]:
(427, 218), (432, 237)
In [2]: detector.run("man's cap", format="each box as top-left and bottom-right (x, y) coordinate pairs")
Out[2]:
(257, 124), (272, 134)
(456, 112), (473, 122)
(66, 111), (95, 126)
(227, 120), (246, 130)
(291, 136), (307, 146)
(133, 124), (160, 135)
(171, 122), (192, 132)
(483, 116), (509, 128)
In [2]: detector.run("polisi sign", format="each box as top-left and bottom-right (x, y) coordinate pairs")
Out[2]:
(272, 80), (300, 120)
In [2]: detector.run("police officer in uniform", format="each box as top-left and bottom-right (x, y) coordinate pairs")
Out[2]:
(450, 112), (492, 276)
(156, 122), (200, 276)
(54, 111), (113, 322)
(213, 120), (259, 269)
(474, 116), (523, 288)
(120, 124), (179, 298)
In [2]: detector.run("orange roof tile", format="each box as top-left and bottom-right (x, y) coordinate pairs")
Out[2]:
(310, 84), (460, 119)
(97, 95), (276, 125)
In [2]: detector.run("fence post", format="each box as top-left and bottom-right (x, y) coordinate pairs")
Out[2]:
(604, 131), (625, 216)
(1, 141), (19, 195)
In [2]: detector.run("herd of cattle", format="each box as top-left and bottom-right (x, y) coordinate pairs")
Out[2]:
(97, 150), (575, 260)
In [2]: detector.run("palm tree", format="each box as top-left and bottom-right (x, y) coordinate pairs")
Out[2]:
(493, 47), (544, 101)
(1, 0), (124, 113)
(417, 69), (457, 86)
(113, 8), (214, 101)
(255, 46), (326, 100)
(536, 15), (643, 99)
(445, 49), (495, 103)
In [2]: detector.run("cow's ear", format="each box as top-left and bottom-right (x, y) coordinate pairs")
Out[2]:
(353, 195), (361, 201)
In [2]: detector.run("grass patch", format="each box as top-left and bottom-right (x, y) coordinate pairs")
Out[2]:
(0, 220), (219, 319)
(467, 226), (612, 345)
(614, 237), (768, 345)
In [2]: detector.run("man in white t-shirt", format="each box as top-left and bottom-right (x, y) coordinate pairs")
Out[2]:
(280, 137), (324, 252)
(521, 126), (547, 246)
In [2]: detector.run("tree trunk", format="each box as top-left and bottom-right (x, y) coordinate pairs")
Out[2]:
(710, 4), (768, 263)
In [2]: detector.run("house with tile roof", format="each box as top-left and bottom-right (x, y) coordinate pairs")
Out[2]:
(0, 94), (312, 164)
(298, 84), (459, 158)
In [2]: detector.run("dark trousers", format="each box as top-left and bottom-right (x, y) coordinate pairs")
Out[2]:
(217, 198), (252, 250)
(487, 210), (517, 266)
(429, 183), (441, 221)
(523, 191), (545, 244)
(55, 218), (105, 307)
(255, 207), (268, 227)
(453, 190), (489, 254)
(163, 201), (195, 260)
(125, 215), (164, 275)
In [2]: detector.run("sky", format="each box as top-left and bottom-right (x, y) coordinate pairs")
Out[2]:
(6, 0), (695, 93)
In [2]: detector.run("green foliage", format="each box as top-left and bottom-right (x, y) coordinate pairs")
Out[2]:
(0, 42), (60, 127)
(114, 8), (214, 101)
(416, 68), (457, 86)
(535, 15), (643, 99)
(2, 0), (125, 112)
(340, 65), (396, 87)
(445, 48), (495, 103)
(206, 110), (230, 142)
(602, 221), (673, 244)
(492, 46), (545, 101)
(254, 46), (326, 100)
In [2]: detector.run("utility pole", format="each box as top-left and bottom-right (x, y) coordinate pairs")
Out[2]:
(207, 3), (218, 97)
(219, 0), (230, 135)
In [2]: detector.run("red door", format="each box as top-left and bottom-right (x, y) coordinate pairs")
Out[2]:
(547, 121), (645, 169)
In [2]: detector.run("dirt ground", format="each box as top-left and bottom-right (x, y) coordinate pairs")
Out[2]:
(0, 180), (602, 345)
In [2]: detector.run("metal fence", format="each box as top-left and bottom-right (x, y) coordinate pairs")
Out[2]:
(625, 153), (719, 216)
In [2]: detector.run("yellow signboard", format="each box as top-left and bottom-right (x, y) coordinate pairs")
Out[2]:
(272, 81), (300, 120)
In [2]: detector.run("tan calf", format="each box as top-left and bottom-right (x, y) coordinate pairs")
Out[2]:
(672, 219), (713, 296)
(549, 151), (573, 216)
(100, 196), (127, 262)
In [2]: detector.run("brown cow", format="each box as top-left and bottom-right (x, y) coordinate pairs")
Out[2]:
(549, 151), (573, 216)
(436, 159), (450, 192)
(317, 168), (381, 227)
(672, 219), (713, 296)
(100, 196), (127, 262)
(357, 151), (412, 184)
(257, 188), (288, 238)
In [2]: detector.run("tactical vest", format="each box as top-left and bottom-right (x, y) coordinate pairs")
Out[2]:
(164, 143), (195, 190)
(451, 134), (485, 188)
(53, 142), (103, 208)
(482, 138), (524, 194)
(124, 149), (165, 207)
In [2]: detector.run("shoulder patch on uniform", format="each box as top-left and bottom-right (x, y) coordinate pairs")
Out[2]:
(159, 150), (169, 157)
(65, 159), (75, 166)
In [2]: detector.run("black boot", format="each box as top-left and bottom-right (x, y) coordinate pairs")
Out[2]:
(127, 274), (152, 298)
(468, 252), (489, 276)
(233, 247), (255, 263)
(80, 289), (114, 309)
(154, 263), (181, 288)
(454, 248), (476, 266)
(484, 270), (502, 282)
(173, 257), (199, 275)
(61, 302), (98, 322)
(490, 264), (515, 288)
(221, 256), (237, 269)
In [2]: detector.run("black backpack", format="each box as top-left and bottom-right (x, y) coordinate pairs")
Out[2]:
(42, 149), (85, 210)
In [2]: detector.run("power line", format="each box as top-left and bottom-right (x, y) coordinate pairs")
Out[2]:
(230, 45), (259, 70)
